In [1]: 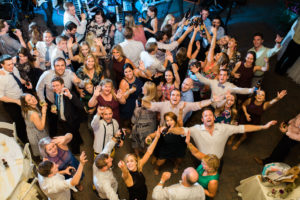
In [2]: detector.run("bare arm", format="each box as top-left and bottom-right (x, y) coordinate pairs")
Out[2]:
(231, 62), (242, 79)
(70, 152), (87, 186)
(263, 90), (287, 110)
(167, 127), (185, 135)
(0, 96), (20, 105)
(207, 27), (217, 63)
(187, 26), (198, 59)
(185, 130), (206, 160)
(205, 180), (219, 198)
(139, 128), (161, 169)
(244, 120), (277, 133)
(30, 107), (47, 131)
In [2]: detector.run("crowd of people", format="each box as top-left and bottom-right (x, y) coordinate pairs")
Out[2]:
(0, 2), (299, 200)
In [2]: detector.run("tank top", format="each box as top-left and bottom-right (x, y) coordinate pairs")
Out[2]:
(112, 57), (126, 88)
(234, 62), (254, 88)
(196, 164), (219, 189)
(127, 171), (148, 200)
(245, 98), (264, 125)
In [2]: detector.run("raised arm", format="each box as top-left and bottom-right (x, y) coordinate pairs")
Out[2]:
(70, 152), (87, 186)
(30, 104), (47, 131)
(139, 127), (161, 169)
(231, 61), (242, 79)
(88, 85), (101, 107)
(244, 120), (277, 133)
(187, 26), (199, 59)
(254, 57), (269, 72)
(207, 27), (217, 63)
(185, 130), (206, 160)
(176, 26), (193, 45)
(263, 90), (287, 110)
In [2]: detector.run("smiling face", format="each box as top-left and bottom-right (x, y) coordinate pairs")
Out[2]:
(253, 36), (263, 48)
(68, 5), (76, 16)
(225, 94), (235, 108)
(201, 10), (209, 20)
(102, 107), (113, 123)
(51, 80), (64, 94)
(81, 44), (90, 56)
(45, 142), (58, 157)
(124, 67), (134, 80)
(181, 78), (193, 92)
(170, 90), (181, 105)
(95, 14), (104, 24)
(212, 19), (221, 28)
(43, 32), (53, 45)
(101, 82), (112, 96)
(255, 90), (265, 102)
(228, 38), (237, 49)
(86, 56), (95, 70)
(18, 53), (28, 64)
(50, 162), (59, 175)
(57, 40), (67, 50)
(125, 155), (138, 171)
(168, 17), (175, 25)
(85, 83), (94, 94)
(105, 157), (113, 169)
(1, 59), (14, 72)
(112, 49), (121, 60)
(202, 110), (215, 128)
(218, 70), (228, 84)
(54, 60), (66, 76)
(165, 70), (174, 84)
(245, 53), (254, 65)
(25, 94), (38, 107)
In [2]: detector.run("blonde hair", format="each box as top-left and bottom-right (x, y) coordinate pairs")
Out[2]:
(78, 41), (91, 63)
(85, 31), (97, 51)
(99, 79), (117, 100)
(125, 15), (136, 28)
(111, 44), (125, 58)
(202, 154), (220, 173)
(83, 54), (102, 75)
(161, 14), (175, 31)
(142, 81), (157, 102)
(124, 153), (142, 172)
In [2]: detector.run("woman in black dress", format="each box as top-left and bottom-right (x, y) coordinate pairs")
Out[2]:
(118, 127), (161, 200)
(140, 6), (158, 39)
(146, 110), (186, 175)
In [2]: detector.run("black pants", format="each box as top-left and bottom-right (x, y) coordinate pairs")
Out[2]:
(45, 99), (58, 137)
(275, 39), (300, 74)
(58, 119), (82, 154)
(262, 134), (298, 165)
(2, 102), (28, 143)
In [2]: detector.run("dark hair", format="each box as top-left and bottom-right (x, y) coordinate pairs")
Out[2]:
(123, 27), (133, 39)
(38, 161), (54, 177)
(17, 47), (36, 64)
(53, 57), (66, 66)
(95, 9), (107, 23)
(65, 21), (77, 31)
(0, 54), (12, 64)
(95, 154), (109, 169)
(148, 6), (157, 17)
(0, 19), (6, 31)
(123, 63), (134, 71)
(162, 67), (175, 85)
(219, 68), (229, 75)
(170, 88), (181, 96)
(246, 51), (257, 67)
(51, 76), (64, 84)
(63, 2), (74, 10)
(55, 35), (68, 44)
(163, 112), (178, 126)
(176, 47), (187, 66)
(200, 6), (209, 12)
(162, 24), (172, 39)
(201, 106), (215, 117)
(253, 32), (264, 40)
(155, 31), (166, 41)
(20, 93), (39, 118)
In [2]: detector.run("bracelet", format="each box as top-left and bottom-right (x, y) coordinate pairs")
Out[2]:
(159, 180), (165, 185)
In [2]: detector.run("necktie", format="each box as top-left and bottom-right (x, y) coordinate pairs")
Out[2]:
(45, 46), (50, 62)
(10, 73), (24, 91)
(218, 83), (225, 89)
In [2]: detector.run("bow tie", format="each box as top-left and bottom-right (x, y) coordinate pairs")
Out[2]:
(218, 83), (225, 89)
(106, 121), (113, 125)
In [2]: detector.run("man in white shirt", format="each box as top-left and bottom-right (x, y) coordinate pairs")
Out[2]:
(0, 54), (30, 143)
(93, 132), (124, 200)
(119, 27), (144, 67)
(169, 107), (277, 159)
(190, 66), (255, 107)
(38, 151), (87, 200)
(152, 167), (205, 200)
(248, 32), (282, 86)
(63, 2), (87, 42)
(36, 30), (56, 70)
(51, 36), (72, 69)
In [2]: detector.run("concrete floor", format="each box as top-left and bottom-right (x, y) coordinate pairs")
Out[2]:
(1, 0), (300, 199)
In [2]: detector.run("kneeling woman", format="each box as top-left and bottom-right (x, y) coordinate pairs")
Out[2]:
(118, 127), (161, 200)
(146, 111), (186, 175)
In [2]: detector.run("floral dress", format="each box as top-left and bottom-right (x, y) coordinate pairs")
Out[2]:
(87, 20), (113, 53)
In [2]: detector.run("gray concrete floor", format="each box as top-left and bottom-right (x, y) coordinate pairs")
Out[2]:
(1, 0), (300, 199)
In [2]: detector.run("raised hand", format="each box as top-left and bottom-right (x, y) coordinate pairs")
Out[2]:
(41, 103), (48, 115)
(277, 90), (287, 99)
(79, 151), (88, 165)
(118, 160), (126, 170)
(93, 85), (101, 97)
(161, 172), (171, 182)
(263, 120), (277, 129)
(97, 106), (105, 116)
(275, 34), (283, 44)
(52, 135), (66, 145)
(196, 40), (201, 50)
